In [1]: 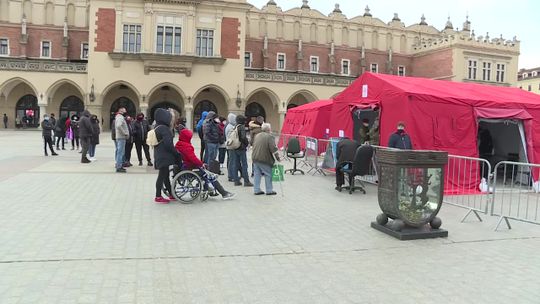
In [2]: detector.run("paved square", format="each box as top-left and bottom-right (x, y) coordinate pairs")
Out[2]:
(1, 130), (540, 303)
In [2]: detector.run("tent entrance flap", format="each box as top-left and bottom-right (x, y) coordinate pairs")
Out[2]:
(352, 108), (379, 143)
(478, 119), (529, 169)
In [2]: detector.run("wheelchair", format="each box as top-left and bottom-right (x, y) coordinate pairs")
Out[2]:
(164, 165), (219, 204)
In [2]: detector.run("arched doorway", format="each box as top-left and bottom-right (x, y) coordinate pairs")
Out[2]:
(110, 97), (136, 128)
(287, 90), (317, 110)
(149, 101), (182, 123)
(193, 100), (218, 128)
(59, 96), (84, 119)
(245, 102), (266, 121)
(16, 94), (39, 128)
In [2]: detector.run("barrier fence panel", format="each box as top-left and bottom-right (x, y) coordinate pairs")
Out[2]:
(305, 137), (324, 175)
(443, 155), (492, 223)
(491, 161), (540, 231)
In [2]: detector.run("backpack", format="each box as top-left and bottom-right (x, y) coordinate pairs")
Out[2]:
(226, 125), (241, 150)
(146, 126), (162, 147)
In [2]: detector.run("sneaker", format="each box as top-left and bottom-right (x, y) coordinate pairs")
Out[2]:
(44, 153), (48, 156)
(266, 191), (277, 196)
(116, 168), (127, 173)
(139, 161), (143, 166)
(52, 153), (59, 156)
(335, 186), (342, 192)
(244, 182), (254, 187)
(254, 191), (265, 196)
(168, 195), (177, 201)
(81, 158), (91, 164)
(147, 161), (153, 166)
(234, 181), (242, 186)
(155, 197), (170, 204)
(222, 192), (235, 200)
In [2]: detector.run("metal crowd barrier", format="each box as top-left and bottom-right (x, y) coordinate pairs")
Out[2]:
(443, 155), (492, 223)
(491, 161), (540, 231)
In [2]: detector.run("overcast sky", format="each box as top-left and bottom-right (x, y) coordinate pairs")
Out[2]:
(248, 0), (538, 69)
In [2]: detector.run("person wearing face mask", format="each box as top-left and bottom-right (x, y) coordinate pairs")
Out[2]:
(202, 111), (221, 164)
(123, 116), (135, 167)
(114, 107), (129, 173)
(359, 118), (371, 144)
(133, 113), (153, 166)
(89, 114), (100, 160)
(388, 121), (413, 150)
(41, 114), (58, 156)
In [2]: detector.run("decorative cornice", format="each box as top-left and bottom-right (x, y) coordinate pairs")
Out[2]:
(0, 59), (87, 73)
(108, 52), (226, 76)
(245, 69), (355, 87)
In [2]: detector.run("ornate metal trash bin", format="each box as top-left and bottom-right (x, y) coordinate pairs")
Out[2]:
(371, 149), (449, 240)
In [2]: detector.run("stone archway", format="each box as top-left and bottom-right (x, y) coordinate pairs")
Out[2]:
(16, 94), (39, 128)
(102, 82), (140, 130)
(245, 88), (279, 129)
(0, 78), (39, 129)
(59, 96), (84, 119)
(46, 80), (85, 119)
(287, 90), (318, 110)
(192, 85), (229, 129)
(148, 84), (185, 123)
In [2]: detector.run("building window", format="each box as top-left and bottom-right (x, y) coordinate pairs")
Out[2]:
(156, 26), (181, 54)
(482, 62), (491, 81)
(0, 38), (8, 56)
(341, 59), (350, 76)
(123, 24), (142, 53)
(244, 52), (252, 68)
(310, 56), (319, 73)
(370, 63), (378, 73)
(496, 63), (505, 83)
(277, 53), (286, 70)
(196, 29), (214, 57)
(81, 43), (89, 59)
(41, 41), (51, 58)
(398, 66), (406, 77)
(468, 60), (477, 80)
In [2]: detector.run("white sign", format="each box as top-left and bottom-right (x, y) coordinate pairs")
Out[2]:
(325, 128), (330, 134)
(339, 130), (345, 137)
(362, 84), (368, 98)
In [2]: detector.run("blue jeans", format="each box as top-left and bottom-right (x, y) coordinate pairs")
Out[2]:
(253, 162), (273, 193)
(115, 139), (126, 169)
(230, 150), (250, 183)
(88, 144), (96, 157)
(206, 143), (219, 163)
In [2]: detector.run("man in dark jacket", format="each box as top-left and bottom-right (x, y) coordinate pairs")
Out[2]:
(78, 110), (93, 163)
(153, 108), (183, 204)
(123, 116), (135, 167)
(203, 111), (221, 163)
(230, 115), (253, 187)
(133, 113), (153, 166)
(89, 115), (100, 159)
(388, 121), (413, 150)
(335, 137), (360, 191)
(55, 116), (67, 150)
(251, 123), (279, 195)
(41, 114), (58, 156)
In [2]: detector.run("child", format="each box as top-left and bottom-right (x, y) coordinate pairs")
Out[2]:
(175, 128), (235, 200)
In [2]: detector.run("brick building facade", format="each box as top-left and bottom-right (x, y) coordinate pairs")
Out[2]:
(0, 0), (520, 131)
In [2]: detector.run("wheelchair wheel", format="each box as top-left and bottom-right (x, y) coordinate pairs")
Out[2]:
(171, 171), (203, 204)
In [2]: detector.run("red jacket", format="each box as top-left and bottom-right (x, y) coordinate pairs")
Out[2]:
(175, 128), (204, 169)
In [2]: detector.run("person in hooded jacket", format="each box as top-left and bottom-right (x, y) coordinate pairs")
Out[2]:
(218, 117), (227, 168)
(388, 121), (413, 150)
(248, 116), (264, 146)
(225, 113), (238, 181)
(230, 115), (253, 187)
(70, 115), (81, 151)
(196, 111), (208, 162)
(203, 111), (221, 164)
(41, 114), (58, 156)
(89, 114), (100, 159)
(123, 116), (135, 167)
(55, 116), (67, 150)
(175, 128), (235, 200)
(78, 110), (93, 163)
(133, 113), (153, 166)
(153, 108), (183, 204)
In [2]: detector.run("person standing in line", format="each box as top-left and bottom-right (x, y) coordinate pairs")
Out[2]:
(218, 116), (227, 169)
(3, 113), (8, 129)
(388, 121), (413, 150)
(55, 116), (67, 150)
(153, 108), (183, 204)
(133, 113), (153, 166)
(203, 111), (221, 164)
(78, 110), (93, 164)
(49, 113), (57, 143)
(41, 114), (58, 156)
(248, 116), (264, 146)
(225, 113), (237, 182)
(251, 123), (279, 196)
(123, 116), (134, 167)
(69, 115), (81, 151)
(230, 115), (253, 187)
(88, 114), (100, 160)
(114, 107), (129, 173)
(196, 111), (209, 162)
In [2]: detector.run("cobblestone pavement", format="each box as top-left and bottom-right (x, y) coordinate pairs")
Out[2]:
(1, 130), (539, 304)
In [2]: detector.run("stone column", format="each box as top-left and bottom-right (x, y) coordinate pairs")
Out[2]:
(186, 10), (195, 55)
(214, 15), (222, 57)
(278, 110), (286, 133)
(38, 104), (47, 129)
(140, 103), (149, 117)
(184, 105), (194, 130)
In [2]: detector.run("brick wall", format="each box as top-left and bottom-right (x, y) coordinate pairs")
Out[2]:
(411, 48), (453, 79)
(246, 38), (412, 76)
(221, 17), (240, 59)
(0, 23), (89, 60)
(94, 8), (115, 53)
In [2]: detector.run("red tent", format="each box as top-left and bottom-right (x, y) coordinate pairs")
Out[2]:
(280, 99), (333, 148)
(329, 72), (540, 190)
